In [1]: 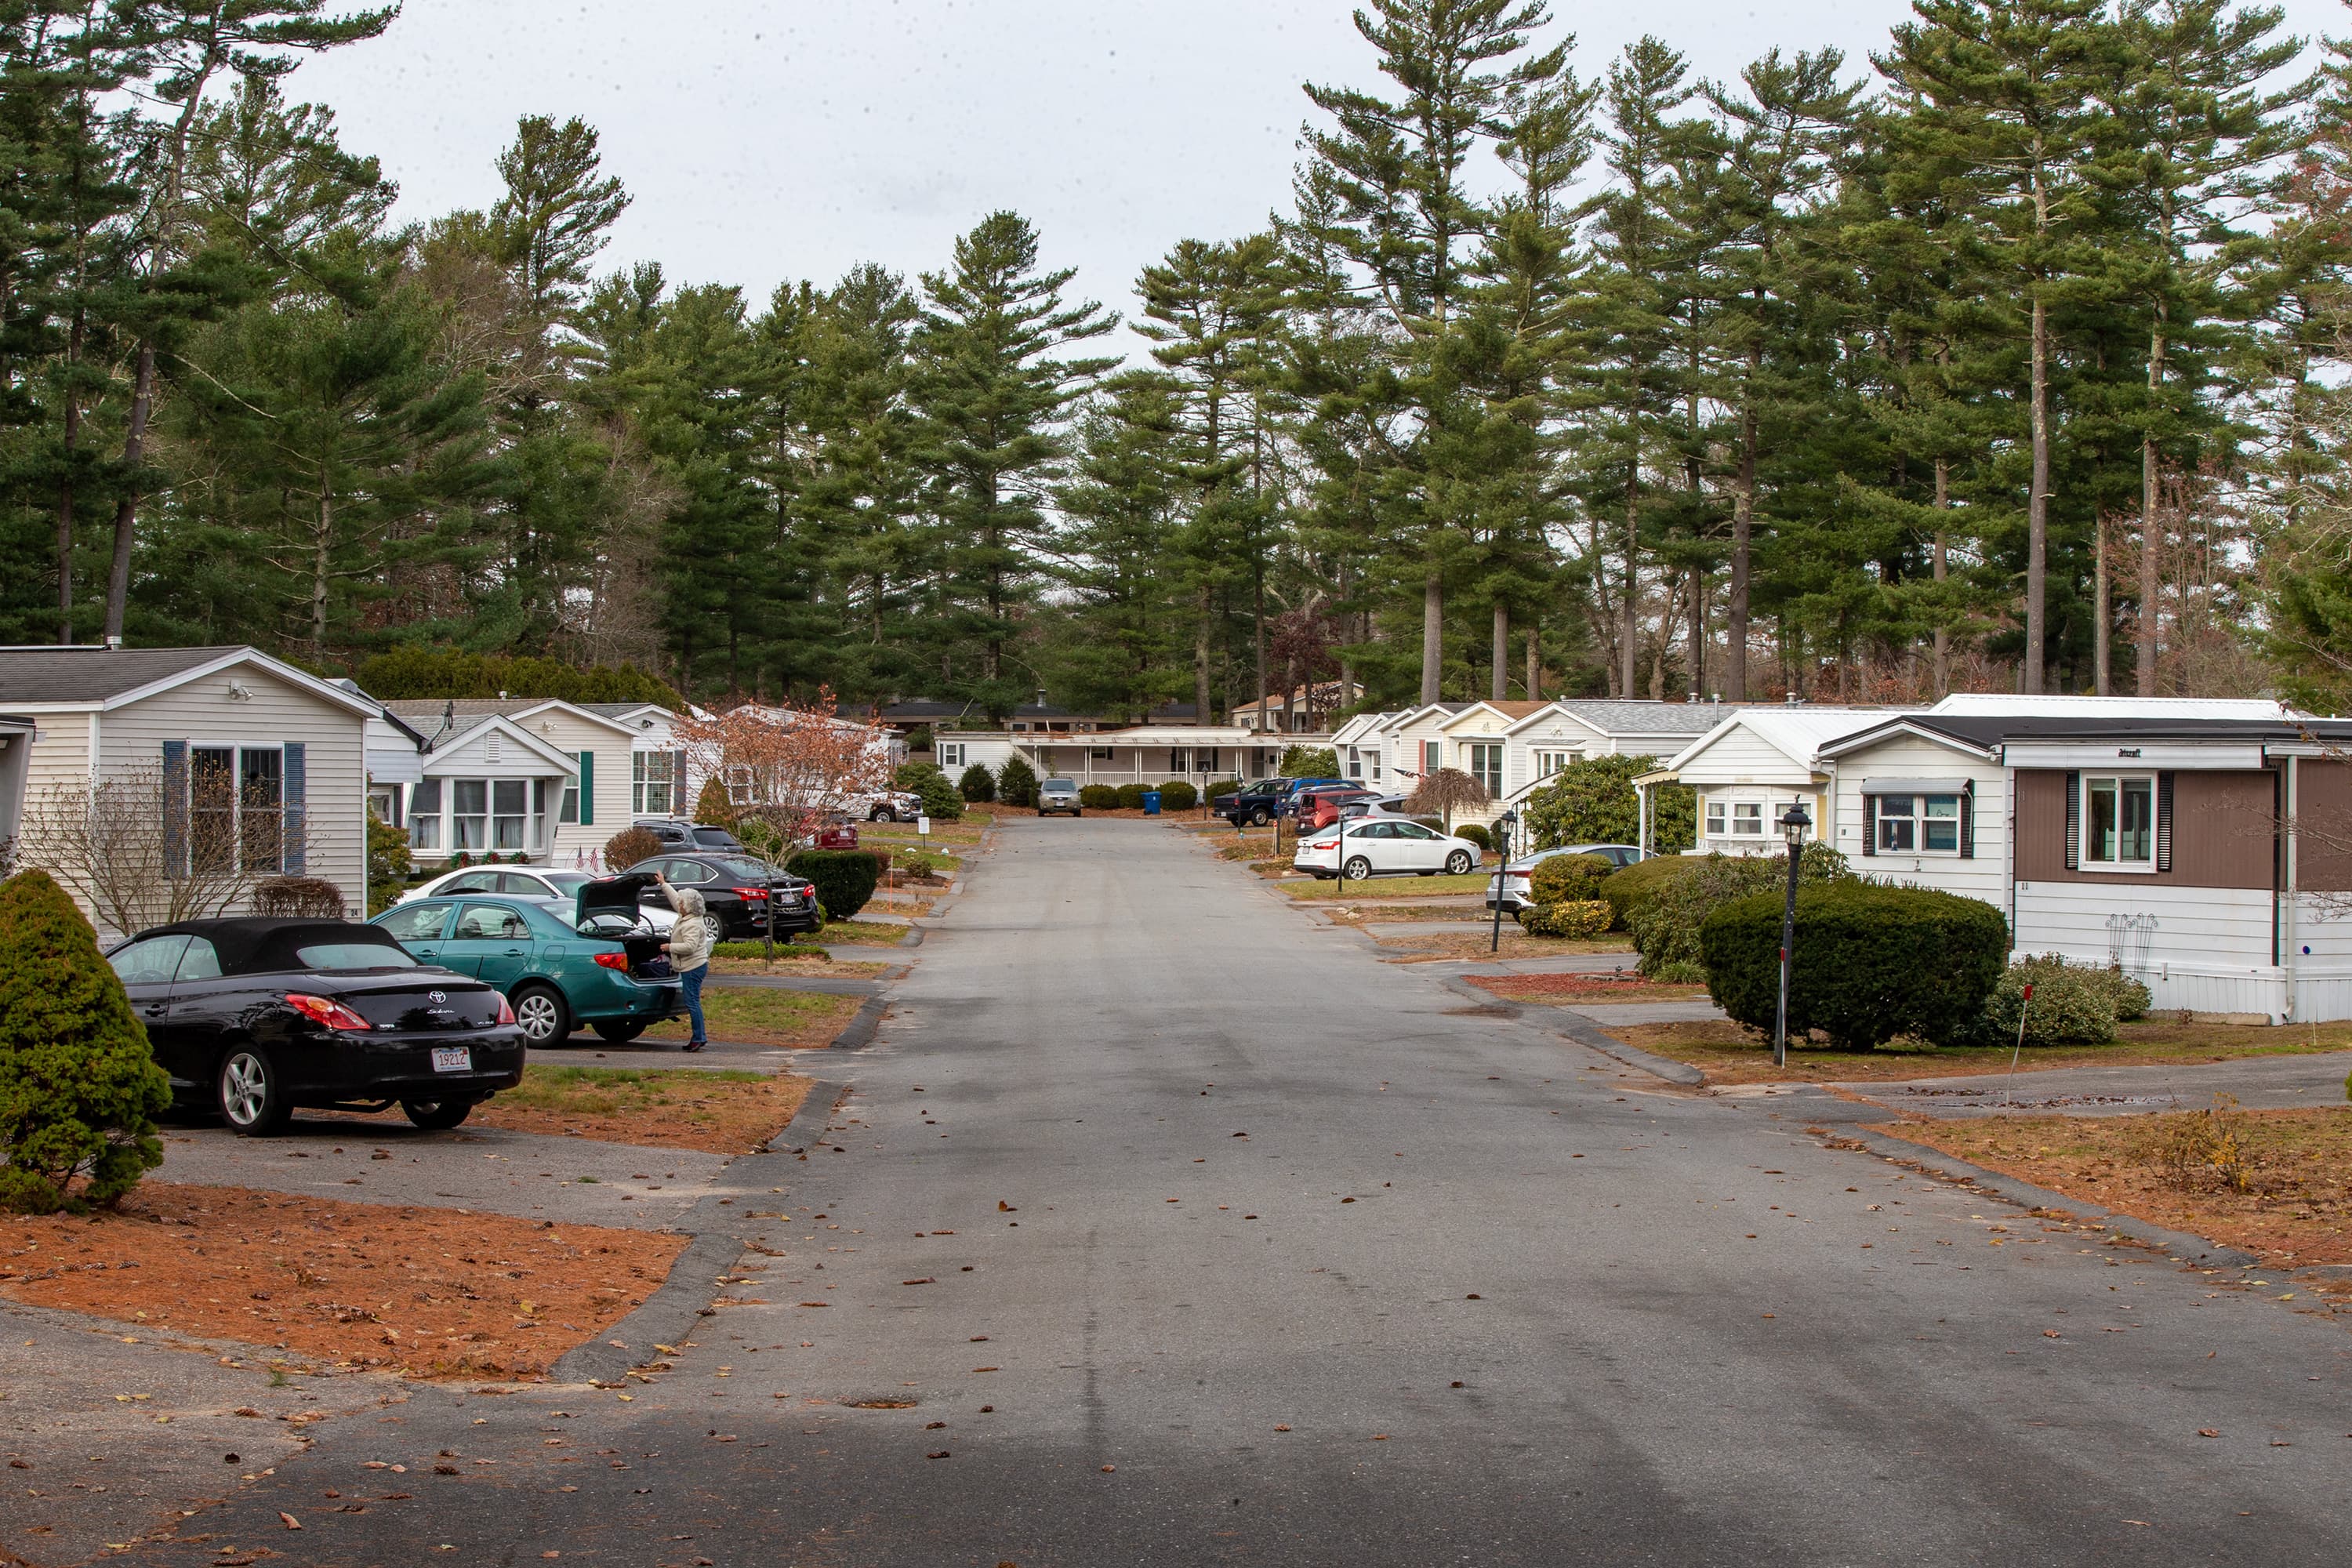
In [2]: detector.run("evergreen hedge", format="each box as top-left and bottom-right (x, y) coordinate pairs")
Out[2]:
(1156, 779), (1199, 810)
(1962, 954), (2155, 1047)
(1519, 900), (1613, 938)
(0, 870), (172, 1212)
(1530, 853), (1613, 906)
(1116, 782), (1150, 809)
(958, 764), (996, 803)
(996, 757), (1040, 808)
(893, 762), (964, 820)
(1079, 785), (1120, 810)
(792, 850), (883, 921)
(1698, 882), (2009, 1050)
(1596, 855), (1697, 930)
(1454, 822), (1490, 851)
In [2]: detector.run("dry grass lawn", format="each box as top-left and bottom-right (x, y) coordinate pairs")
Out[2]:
(1471, 972), (1710, 1006)
(1604, 1018), (2352, 1087)
(1879, 1107), (2352, 1267)
(474, 1065), (815, 1153)
(645, 987), (858, 1047)
(1374, 931), (1636, 963)
(0, 1183), (684, 1379)
(707, 954), (892, 978)
(1281, 873), (1496, 899)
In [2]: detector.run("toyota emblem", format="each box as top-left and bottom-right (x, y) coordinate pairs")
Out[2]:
(427, 990), (446, 1004)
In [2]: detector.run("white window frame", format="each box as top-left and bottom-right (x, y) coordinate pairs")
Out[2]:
(1465, 741), (1503, 797)
(1704, 797), (1726, 838)
(1876, 794), (1918, 853)
(409, 778), (442, 851)
(1347, 746), (1363, 779)
(633, 750), (675, 816)
(938, 741), (967, 770)
(2082, 774), (2156, 869)
(1731, 800), (1766, 837)
(1534, 749), (1582, 780)
(725, 764), (757, 807)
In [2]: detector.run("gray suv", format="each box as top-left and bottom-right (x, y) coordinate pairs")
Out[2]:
(1036, 778), (1082, 816)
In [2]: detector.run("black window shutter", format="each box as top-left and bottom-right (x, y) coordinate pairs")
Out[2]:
(1862, 793), (1876, 856)
(2063, 771), (2079, 870)
(1959, 783), (1974, 859)
(2157, 771), (2173, 873)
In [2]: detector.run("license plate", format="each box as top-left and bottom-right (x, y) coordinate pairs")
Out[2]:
(430, 1046), (472, 1073)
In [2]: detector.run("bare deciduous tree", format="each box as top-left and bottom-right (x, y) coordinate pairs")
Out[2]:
(24, 765), (255, 936)
(1405, 767), (1490, 834)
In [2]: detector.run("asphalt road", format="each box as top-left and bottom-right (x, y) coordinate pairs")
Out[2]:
(116, 816), (2352, 1567)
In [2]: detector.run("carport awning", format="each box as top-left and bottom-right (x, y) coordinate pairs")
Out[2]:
(1858, 776), (1971, 795)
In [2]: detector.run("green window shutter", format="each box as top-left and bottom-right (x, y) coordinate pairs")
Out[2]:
(282, 742), (307, 874)
(578, 750), (594, 826)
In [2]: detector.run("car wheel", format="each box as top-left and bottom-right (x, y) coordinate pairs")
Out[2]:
(699, 912), (724, 946)
(402, 1098), (472, 1131)
(512, 983), (569, 1047)
(1445, 850), (1474, 875)
(1343, 856), (1374, 881)
(217, 1048), (289, 1136)
(592, 1020), (647, 1044)
(1249, 807), (1270, 826)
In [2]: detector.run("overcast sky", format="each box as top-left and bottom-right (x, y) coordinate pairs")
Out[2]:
(290, 0), (2350, 357)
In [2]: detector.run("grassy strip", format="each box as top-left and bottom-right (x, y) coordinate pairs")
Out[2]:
(1281, 873), (1496, 899)
(708, 955), (890, 978)
(821, 917), (917, 943)
(1878, 1109), (2352, 1268)
(1374, 931), (1635, 962)
(711, 940), (829, 960)
(1600, 1018), (2352, 1087)
(1470, 973), (1708, 1005)
(0, 1182), (684, 1380)
(480, 1064), (814, 1153)
(645, 987), (859, 1047)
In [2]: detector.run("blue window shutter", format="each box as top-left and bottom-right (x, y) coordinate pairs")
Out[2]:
(162, 741), (188, 877)
(578, 750), (594, 825)
(281, 742), (307, 874)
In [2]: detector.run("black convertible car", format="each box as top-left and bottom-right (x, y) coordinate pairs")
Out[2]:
(107, 917), (526, 1136)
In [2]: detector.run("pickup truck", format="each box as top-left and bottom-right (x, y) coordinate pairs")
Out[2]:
(1212, 776), (1345, 826)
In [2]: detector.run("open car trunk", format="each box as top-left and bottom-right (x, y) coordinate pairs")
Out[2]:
(575, 874), (673, 978)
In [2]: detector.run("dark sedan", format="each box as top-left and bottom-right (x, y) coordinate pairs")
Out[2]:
(106, 918), (525, 1136)
(626, 852), (823, 942)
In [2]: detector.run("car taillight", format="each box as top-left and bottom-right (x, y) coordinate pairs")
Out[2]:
(495, 994), (517, 1026)
(284, 993), (370, 1031)
(593, 951), (630, 971)
(740, 886), (768, 900)
(1311, 837), (1338, 849)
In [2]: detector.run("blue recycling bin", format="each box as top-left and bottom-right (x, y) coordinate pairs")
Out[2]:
(1142, 789), (1163, 815)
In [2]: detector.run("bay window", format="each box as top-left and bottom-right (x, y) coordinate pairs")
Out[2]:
(1732, 800), (1765, 837)
(1705, 797), (1726, 838)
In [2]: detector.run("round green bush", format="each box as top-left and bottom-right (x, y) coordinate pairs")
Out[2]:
(0, 869), (172, 1212)
(996, 757), (1039, 808)
(1698, 882), (2009, 1050)
(1079, 785), (1120, 810)
(1530, 853), (1613, 906)
(1454, 822), (1491, 852)
(792, 850), (883, 922)
(1965, 955), (2151, 1046)
(1518, 900), (1613, 938)
(1156, 779), (1199, 810)
(1595, 854), (1695, 931)
(1624, 847), (1849, 975)
(1116, 782), (1150, 809)
(958, 764), (996, 804)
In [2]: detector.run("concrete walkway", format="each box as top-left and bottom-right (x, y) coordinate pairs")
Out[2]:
(1846, 1047), (2352, 1119)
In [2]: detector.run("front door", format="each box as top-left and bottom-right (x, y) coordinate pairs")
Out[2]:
(440, 902), (537, 987)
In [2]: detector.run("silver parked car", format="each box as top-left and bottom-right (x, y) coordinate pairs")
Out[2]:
(1486, 843), (1643, 911)
(1036, 777), (1082, 816)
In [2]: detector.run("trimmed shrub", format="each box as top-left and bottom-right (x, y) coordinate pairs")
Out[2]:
(1965, 955), (2150, 1047)
(958, 764), (996, 803)
(1079, 785), (1120, 810)
(693, 776), (739, 828)
(1627, 847), (1849, 977)
(252, 877), (347, 919)
(1116, 782), (1151, 809)
(1530, 853), (1613, 906)
(1597, 855), (1697, 930)
(367, 816), (412, 916)
(1156, 779), (1199, 810)
(1518, 900), (1613, 938)
(996, 757), (1040, 808)
(0, 869), (171, 1212)
(1279, 746), (1340, 779)
(1454, 822), (1491, 852)
(1521, 753), (1695, 853)
(793, 850), (883, 921)
(1699, 882), (2009, 1050)
(603, 825), (662, 872)
(1203, 778), (1243, 803)
(894, 761), (963, 820)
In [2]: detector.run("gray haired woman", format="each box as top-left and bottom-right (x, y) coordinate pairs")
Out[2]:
(654, 870), (713, 1051)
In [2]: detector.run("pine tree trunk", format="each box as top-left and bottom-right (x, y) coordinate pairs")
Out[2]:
(2093, 515), (2109, 695)
(1686, 564), (1705, 699)
(1932, 459), (1951, 699)
(1253, 554), (1268, 733)
(1525, 628), (1539, 700)
(2027, 292), (2051, 695)
(312, 477), (332, 662)
(1195, 586), (1213, 729)
(2140, 312), (2165, 696)
(55, 324), (79, 644)
(1621, 495), (1639, 699)
(1421, 572), (1443, 706)
(1490, 601), (1508, 702)
(1729, 382), (1756, 702)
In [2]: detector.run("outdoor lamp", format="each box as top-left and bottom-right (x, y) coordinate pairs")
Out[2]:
(1488, 809), (1519, 953)
(1773, 800), (1813, 1068)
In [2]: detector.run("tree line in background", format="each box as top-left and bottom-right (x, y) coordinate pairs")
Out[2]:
(14, 0), (2352, 720)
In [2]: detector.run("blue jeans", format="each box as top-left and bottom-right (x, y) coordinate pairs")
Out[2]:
(680, 962), (709, 1044)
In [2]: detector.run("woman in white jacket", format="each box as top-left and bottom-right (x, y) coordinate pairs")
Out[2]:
(654, 871), (713, 1051)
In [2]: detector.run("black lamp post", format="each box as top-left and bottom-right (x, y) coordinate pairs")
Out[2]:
(1488, 808), (1519, 953)
(1773, 801), (1813, 1069)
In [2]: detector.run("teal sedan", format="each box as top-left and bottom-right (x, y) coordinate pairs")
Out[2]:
(372, 893), (682, 1047)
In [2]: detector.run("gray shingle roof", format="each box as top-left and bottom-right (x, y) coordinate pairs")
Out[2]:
(0, 645), (232, 704)
(1552, 699), (1720, 735)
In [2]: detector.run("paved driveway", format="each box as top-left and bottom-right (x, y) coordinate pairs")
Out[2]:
(113, 815), (2352, 1567)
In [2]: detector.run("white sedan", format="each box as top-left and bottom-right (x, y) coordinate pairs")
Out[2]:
(395, 865), (677, 931)
(1293, 818), (1483, 880)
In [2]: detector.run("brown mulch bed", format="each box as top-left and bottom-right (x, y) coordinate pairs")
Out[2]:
(1604, 1018), (2352, 1087)
(1878, 1109), (2352, 1268)
(1470, 972), (1710, 1005)
(0, 1183), (684, 1379)
(466, 1066), (815, 1154)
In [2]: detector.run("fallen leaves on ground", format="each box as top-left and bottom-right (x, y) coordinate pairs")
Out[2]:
(470, 1065), (813, 1153)
(1470, 973), (1708, 1004)
(1605, 1018), (2352, 1087)
(0, 1183), (684, 1377)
